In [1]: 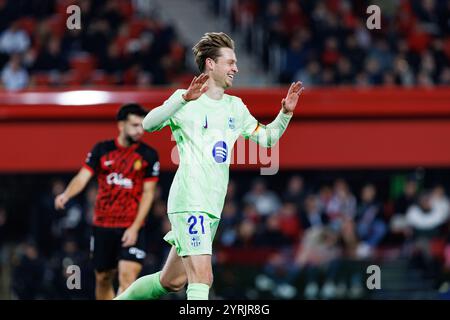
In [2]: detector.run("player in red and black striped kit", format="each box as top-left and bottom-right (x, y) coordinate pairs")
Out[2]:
(55, 104), (160, 300)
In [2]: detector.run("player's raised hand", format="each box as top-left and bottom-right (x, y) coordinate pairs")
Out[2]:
(182, 73), (209, 101)
(55, 193), (69, 210)
(281, 81), (304, 114)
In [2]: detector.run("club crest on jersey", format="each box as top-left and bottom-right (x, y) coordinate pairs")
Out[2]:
(191, 235), (201, 248)
(228, 117), (235, 130)
(212, 141), (228, 163)
(133, 159), (142, 171)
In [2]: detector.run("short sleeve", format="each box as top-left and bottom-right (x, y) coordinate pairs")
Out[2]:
(237, 98), (258, 139)
(83, 142), (101, 174)
(144, 150), (160, 181)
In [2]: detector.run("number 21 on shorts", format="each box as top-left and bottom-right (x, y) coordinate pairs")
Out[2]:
(188, 214), (205, 235)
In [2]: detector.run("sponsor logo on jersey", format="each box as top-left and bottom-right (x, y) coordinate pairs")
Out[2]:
(128, 247), (146, 259)
(212, 141), (228, 163)
(228, 117), (235, 130)
(104, 160), (114, 166)
(203, 115), (208, 129)
(106, 172), (133, 189)
(133, 159), (142, 171)
(152, 161), (160, 176)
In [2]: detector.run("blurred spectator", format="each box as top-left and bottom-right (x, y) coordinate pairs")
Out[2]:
(406, 187), (450, 275)
(354, 184), (387, 259)
(406, 188), (449, 238)
(32, 36), (68, 72)
(11, 240), (45, 300)
(258, 213), (292, 247)
(326, 179), (357, 231)
(389, 177), (419, 243)
(0, 20), (30, 55)
(30, 179), (72, 257)
(276, 202), (301, 243)
(243, 178), (281, 217)
(295, 226), (341, 299)
(300, 193), (328, 229)
(1, 53), (29, 90)
(234, 218), (257, 248)
(218, 201), (241, 247)
(282, 175), (306, 210)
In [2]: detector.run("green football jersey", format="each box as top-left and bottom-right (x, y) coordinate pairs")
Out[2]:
(152, 89), (258, 218)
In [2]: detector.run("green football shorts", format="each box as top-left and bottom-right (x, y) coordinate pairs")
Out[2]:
(164, 212), (220, 257)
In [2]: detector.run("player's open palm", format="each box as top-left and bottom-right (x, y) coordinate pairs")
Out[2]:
(182, 73), (209, 101)
(282, 81), (304, 114)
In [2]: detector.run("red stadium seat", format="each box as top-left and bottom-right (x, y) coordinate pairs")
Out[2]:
(70, 55), (96, 74)
(32, 73), (51, 87)
(91, 71), (115, 86)
(17, 17), (36, 37)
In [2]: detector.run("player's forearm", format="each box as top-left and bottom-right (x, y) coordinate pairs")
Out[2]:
(142, 95), (187, 132)
(63, 174), (89, 199)
(249, 110), (293, 147)
(130, 191), (154, 229)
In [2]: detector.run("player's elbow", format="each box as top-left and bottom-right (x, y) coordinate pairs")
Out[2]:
(142, 115), (154, 132)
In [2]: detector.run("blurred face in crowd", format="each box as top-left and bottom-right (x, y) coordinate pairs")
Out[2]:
(361, 184), (376, 203)
(419, 193), (431, 211)
(288, 175), (304, 194)
(252, 180), (267, 195)
(305, 194), (319, 215)
(206, 47), (238, 89)
(118, 114), (144, 144)
(404, 180), (417, 197)
(431, 185), (445, 198)
(334, 179), (350, 198)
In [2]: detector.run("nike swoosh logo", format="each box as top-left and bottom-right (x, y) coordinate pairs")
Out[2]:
(203, 115), (208, 129)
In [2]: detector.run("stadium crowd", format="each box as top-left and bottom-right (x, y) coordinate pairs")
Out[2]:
(1, 0), (449, 90)
(0, 0), (189, 90)
(212, 0), (450, 86)
(1, 171), (449, 299)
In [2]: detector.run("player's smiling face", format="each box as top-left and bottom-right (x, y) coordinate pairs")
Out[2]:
(210, 47), (238, 89)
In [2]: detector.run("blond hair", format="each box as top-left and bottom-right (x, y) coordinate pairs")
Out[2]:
(192, 32), (235, 72)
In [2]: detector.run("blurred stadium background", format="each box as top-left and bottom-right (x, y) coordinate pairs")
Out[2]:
(0, 0), (450, 300)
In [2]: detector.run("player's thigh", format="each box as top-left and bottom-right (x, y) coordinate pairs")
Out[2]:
(160, 246), (187, 291)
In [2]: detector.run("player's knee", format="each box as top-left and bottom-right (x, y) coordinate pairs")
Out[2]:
(205, 271), (213, 287)
(95, 271), (115, 286)
(119, 270), (138, 289)
(160, 273), (187, 292)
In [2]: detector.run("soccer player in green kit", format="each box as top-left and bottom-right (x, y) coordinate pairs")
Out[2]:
(115, 32), (304, 300)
